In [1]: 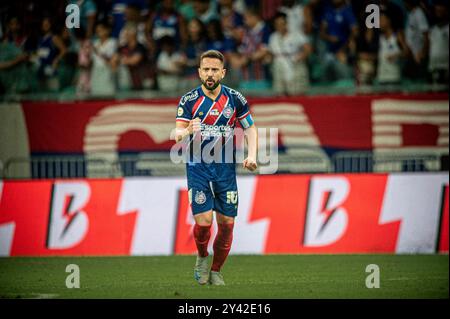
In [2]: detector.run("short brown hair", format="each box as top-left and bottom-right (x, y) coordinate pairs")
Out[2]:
(199, 50), (225, 66)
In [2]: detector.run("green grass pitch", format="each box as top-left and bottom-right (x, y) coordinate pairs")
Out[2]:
(0, 255), (448, 299)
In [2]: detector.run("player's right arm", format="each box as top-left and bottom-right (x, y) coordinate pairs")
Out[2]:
(175, 118), (201, 143)
(175, 91), (201, 143)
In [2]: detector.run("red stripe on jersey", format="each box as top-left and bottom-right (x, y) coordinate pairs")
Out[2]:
(176, 118), (190, 123)
(203, 94), (228, 125)
(192, 96), (205, 118)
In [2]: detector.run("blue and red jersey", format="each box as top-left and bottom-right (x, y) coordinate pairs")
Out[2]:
(176, 85), (254, 164)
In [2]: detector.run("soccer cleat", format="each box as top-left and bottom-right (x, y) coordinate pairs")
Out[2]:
(194, 256), (210, 285)
(209, 271), (225, 286)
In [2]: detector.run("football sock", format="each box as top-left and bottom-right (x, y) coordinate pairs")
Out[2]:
(194, 223), (212, 258)
(211, 222), (234, 272)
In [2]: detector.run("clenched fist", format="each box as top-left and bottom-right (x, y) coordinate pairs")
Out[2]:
(188, 117), (201, 134)
(243, 157), (257, 171)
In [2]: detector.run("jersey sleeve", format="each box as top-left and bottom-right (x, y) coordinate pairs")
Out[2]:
(235, 91), (254, 129)
(176, 95), (192, 123)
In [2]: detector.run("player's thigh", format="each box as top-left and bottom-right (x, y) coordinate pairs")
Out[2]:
(187, 164), (215, 213)
(189, 185), (214, 216)
(212, 178), (238, 218)
(194, 210), (214, 226)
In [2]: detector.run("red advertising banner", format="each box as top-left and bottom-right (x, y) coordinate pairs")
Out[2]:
(0, 173), (448, 256)
(20, 93), (448, 154)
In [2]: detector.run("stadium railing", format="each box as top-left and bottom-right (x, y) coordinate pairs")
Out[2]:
(3, 156), (113, 179)
(331, 151), (444, 173)
(1, 146), (332, 179)
(2, 148), (448, 179)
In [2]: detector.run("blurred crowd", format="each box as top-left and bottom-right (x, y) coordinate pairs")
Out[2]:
(0, 0), (448, 96)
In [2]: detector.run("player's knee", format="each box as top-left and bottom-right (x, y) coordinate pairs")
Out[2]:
(194, 211), (214, 226)
(216, 213), (235, 225)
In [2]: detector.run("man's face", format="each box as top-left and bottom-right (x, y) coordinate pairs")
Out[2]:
(379, 14), (389, 30)
(42, 18), (51, 33)
(8, 18), (20, 33)
(96, 25), (109, 39)
(274, 17), (287, 34)
(244, 13), (257, 28)
(198, 57), (226, 91)
(434, 5), (448, 22)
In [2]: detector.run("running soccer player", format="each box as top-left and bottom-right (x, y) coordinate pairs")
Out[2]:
(174, 50), (258, 286)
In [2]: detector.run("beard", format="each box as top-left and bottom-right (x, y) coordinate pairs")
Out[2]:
(202, 77), (221, 91)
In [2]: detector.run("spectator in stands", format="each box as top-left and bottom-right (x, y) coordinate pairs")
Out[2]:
(376, 12), (408, 85)
(403, 0), (430, 82)
(156, 35), (185, 92)
(110, 0), (150, 39)
(35, 17), (67, 92)
(58, 26), (79, 91)
(355, 28), (378, 85)
(319, 0), (358, 83)
(278, 0), (313, 36)
(113, 23), (149, 90)
(193, 0), (219, 24)
(91, 21), (118, 95)
(308, 0), (330, 34)
(378, 0), (406, 34)
(268, 11), (311, 95)
(0, 16), (34, 93)
(147, 0), (187, 50)
(229, 7), (271, 89)
(218, 0), (245, 46)
(180, 18), (207, 89)
(352, 0), (377, 86)
(119, 4), (148, 47)
(428, 0), (448, 85)
(352, 0), (379, 85)
(205, 19), (235, 56)
(76, 27), (93, 94)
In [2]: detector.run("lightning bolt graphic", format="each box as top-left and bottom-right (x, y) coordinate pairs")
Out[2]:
(318, 191), (338, 235)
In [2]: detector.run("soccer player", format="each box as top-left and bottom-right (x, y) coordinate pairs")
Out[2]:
(174, 50), (258, 285)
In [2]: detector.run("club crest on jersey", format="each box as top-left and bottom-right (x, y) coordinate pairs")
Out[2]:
(195, 191), (206, 205)
(223, 106), (233, 118)
(210, 109), (219, 116)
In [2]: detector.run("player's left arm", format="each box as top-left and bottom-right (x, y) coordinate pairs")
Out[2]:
(243, 124), (258, 171)
(235, 92), (258, 171)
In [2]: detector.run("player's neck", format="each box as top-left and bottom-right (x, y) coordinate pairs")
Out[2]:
(201, 84), (222, 100)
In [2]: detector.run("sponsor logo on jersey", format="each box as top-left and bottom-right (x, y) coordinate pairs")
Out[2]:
(195, 190), (206, 205)
(228, 88), (247, 105)
(200, 124), (232, 137)
(179, 90), (199, 106)
(210, 109), (219, 116)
